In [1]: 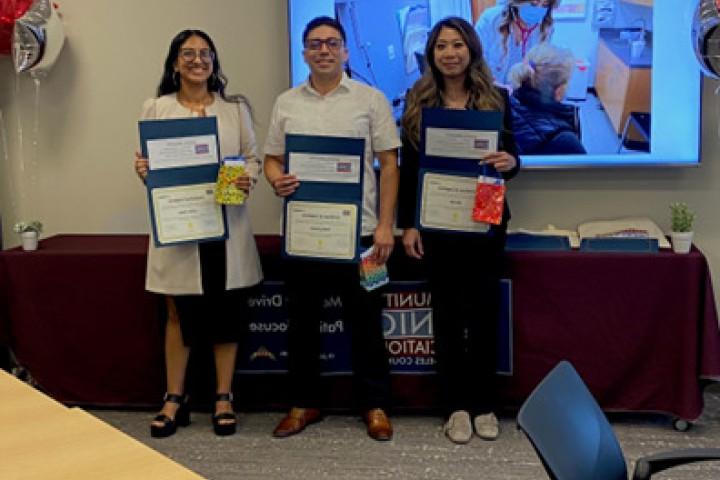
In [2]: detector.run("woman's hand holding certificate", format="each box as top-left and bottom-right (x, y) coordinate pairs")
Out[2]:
(480, 151), (517, 173)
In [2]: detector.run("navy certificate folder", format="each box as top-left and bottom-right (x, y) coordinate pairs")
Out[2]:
(416, 108), (502, 234)
(138, 116), (227, 248)
(505, 233), (572, 251)
(282, 134), (365, 262)
(579, 237), (659, 253)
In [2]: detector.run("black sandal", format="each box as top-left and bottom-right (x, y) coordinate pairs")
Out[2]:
(150, 393), (190, 438)
(212, 392), (237, 436)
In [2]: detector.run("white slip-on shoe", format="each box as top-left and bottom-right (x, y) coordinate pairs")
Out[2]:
(473, 412), (500, 440)
(444, 410), (472, 444)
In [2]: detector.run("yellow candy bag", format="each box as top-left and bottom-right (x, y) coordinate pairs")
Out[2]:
(215, 157), (246, 205)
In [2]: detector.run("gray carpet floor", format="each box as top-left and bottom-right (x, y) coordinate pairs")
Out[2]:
(90, 385), (720, 480)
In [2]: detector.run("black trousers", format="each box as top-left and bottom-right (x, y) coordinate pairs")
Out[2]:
(423, 229), (506, 417)
(284, 238), (390, 411)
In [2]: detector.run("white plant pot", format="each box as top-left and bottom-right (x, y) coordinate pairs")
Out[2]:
(670, 231), (693, 254)
(20, 231), (38, 251)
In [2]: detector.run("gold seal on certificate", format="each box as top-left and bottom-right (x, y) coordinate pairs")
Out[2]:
(285, 200), (358, 260)
(151, 183), (225, 244)
(420, 173), (490, 233)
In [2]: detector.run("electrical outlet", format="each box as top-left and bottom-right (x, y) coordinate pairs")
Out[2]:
(387, 44), (395, 60)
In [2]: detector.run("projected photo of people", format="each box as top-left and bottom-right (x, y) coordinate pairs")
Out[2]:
(289, 1), (699, 167)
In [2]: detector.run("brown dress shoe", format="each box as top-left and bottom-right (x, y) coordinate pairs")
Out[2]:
(365, 408), (393, 441)
(272, 407), (322, 438)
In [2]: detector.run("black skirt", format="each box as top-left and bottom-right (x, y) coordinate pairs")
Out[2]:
(173, 240), (253, 347)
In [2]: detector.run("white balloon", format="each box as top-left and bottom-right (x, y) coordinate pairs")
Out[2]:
(12, 0), (65, 77)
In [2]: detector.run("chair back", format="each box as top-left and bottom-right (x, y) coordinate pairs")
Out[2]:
(517, 361), (627, 480)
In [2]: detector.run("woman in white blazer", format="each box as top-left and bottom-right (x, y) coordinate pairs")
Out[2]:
(134, 29), (262, 438)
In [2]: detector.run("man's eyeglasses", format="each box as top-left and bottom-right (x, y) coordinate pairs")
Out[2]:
(305, 38), (344, 52)
(180, 48), (215, 63)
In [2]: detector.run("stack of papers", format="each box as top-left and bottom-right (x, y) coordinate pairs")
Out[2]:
(576, 217), (670, 249)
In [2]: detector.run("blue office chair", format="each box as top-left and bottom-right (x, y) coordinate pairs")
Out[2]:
(517, 361), (720, 479)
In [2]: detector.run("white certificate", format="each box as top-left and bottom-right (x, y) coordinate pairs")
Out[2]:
(425, 127), (498, 159)
(147, 134), (218, 170)
(285, 201), (358, 260)
(151, 183), (225, 244)
(288, 152), (361, 184)
(420, 173), (490, 233)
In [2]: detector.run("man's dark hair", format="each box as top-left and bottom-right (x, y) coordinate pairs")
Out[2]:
(302, 16), (346, 44)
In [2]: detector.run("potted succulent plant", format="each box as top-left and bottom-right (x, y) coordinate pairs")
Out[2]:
(669, 203), (695, 254)
(13, 221), (43, 251)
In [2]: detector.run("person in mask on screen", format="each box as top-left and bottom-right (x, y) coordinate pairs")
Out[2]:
(475, 0), (559, 85)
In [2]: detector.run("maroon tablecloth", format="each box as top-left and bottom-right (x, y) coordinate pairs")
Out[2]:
(0, 235), (164, 406)
(1, 234), (719, 419)
(502, 249), (720, 420)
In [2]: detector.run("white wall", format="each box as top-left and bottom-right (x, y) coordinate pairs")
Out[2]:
(0, 0), (288, 243)
(2, 0), (720, 302)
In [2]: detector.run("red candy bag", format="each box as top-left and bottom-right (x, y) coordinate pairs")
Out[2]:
(472, 175), (505, 225)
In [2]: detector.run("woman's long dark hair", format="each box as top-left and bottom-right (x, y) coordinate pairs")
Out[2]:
(157, 29), (241, 103)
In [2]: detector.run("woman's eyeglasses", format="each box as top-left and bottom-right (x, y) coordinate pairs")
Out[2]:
(180, 48), (215, 63)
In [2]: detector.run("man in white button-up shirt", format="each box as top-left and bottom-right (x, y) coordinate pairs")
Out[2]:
(264, 16), (400, 441)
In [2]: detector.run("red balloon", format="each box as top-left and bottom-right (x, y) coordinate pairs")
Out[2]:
(0, 0), (33, 55)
